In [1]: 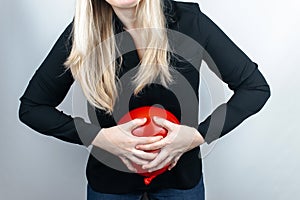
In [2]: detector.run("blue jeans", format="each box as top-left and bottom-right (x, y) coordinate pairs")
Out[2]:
(87, 176), (205, 200)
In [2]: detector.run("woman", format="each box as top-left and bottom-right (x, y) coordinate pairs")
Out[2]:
(19, 0), (270, 199)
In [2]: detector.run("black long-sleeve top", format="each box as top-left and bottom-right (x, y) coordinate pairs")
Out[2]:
(19, 0), (270, 194)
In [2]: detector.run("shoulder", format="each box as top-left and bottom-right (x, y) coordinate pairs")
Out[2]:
(173, 0), (200, 13)
(165, 1), (206, 42)
(46, 20), (74, 58)
(165, 0), (201, 17)
(165, 0), (202, 28)
(62, 21), (74, 52)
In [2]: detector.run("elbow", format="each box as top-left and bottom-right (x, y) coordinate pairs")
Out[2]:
(248, 66), (271, 112)
(265, 84), (271, 102)
(18, 99), (41, 134)
(259, 71), (271, 107)
(18, 101), (29, 125)
(260, 85), (271, 110)
(235, 76), (271, 115)
(253, 81), (271, 113)
(18, 98), (34, 127)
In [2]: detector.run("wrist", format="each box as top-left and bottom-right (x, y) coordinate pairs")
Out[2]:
(195, 130), (205, 145)
(189, 128), (205, 150)
(91, 128), (106, 147)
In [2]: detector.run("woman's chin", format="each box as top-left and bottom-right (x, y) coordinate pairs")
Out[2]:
(105, 0), (141, 9)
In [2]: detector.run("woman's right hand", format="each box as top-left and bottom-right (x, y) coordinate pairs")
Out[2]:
(91, 118), (163, 172)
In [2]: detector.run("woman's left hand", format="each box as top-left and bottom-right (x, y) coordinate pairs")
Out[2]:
(136, 116), (205, 172)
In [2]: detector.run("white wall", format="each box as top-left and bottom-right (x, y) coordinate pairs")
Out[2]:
(197, 1), (300, 199)
(1, 0), (299, 199)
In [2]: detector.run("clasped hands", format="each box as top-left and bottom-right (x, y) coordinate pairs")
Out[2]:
(92, 116), (205, 173)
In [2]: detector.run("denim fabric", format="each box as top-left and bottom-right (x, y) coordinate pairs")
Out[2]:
(87, 176), (205, 200)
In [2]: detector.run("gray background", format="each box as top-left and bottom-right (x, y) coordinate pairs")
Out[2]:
(1, 0), (299, 199)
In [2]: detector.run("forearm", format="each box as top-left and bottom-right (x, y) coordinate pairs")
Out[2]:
(198, 66), (270, 143)
(19, 97), (101, 146)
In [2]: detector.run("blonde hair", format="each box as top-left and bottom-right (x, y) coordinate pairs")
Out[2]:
(65, 0), (172, 114)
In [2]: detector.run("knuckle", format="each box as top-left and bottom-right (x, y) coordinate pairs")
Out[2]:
(131, 120), (138, 126)
(127, 138), (136, 145)
(165, 149), (172, 155)
(134, 160), (142, 165)
(165, 139), (172, 145)
(144, 153), (154, 160)
(150, 153), (158, 159)
(146, 137), (153, 143)
(123, 148), (133, 156)
(162, 120), (168, 127)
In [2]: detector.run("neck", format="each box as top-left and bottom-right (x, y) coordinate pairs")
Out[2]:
(112, 6), (138, 30)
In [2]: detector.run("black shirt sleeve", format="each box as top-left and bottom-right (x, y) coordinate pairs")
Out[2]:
(18, 22), (101, 147)
(196, 7), (271, 143)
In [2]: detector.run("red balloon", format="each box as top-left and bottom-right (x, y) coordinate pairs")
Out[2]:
(118, 106), (180, 185)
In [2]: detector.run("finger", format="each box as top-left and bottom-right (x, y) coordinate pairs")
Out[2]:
(127, 154), (150, 166)
(136, 138), (167, 151)
(152, 116), (174, 131)
(120, 157), (137, 173)
(123, 118), (147, 131)
(142, 150), (169, 171)
(147, 155), (174, 173)
(135, 135), (163, 145)
(168, 157), (180, 170)
(168, 161), (176, 171)
(131, 117), (147, 129)
(132, 149), (159, 160)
